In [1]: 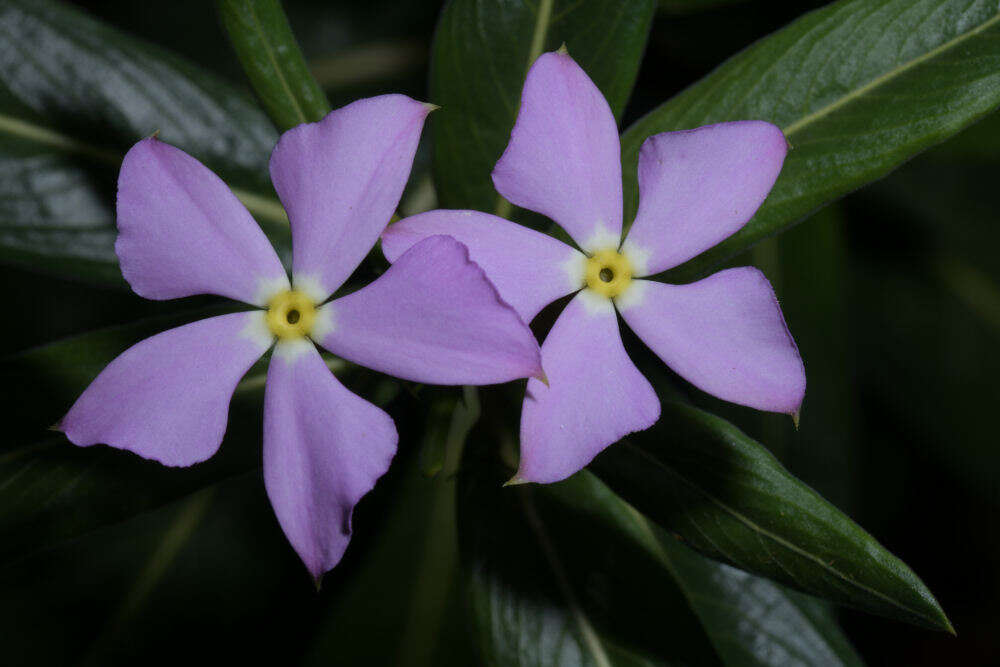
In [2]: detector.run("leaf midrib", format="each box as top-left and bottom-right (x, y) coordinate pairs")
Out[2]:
(615, 498), (824, 663)
(519, 487), (612, 667)
(782, 8), (1000, 137)
(245, 0), (308, 126)
(619, 501), (836, 664)
(621, 443), (945, 628)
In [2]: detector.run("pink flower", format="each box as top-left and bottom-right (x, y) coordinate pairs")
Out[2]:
(383, 52), (805, 484)
(58, 95), (542, 581)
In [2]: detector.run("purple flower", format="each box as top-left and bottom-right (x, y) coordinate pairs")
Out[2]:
(57, 95), (543, 580)
(382, 52), (806, 484)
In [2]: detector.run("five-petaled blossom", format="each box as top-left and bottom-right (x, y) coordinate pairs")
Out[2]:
(57, 95), (543, 581)
(383, 52), (806, 484)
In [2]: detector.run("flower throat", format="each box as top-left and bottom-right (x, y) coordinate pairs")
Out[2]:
(266, 289), (317, 340)
(584, 248), (632, 298)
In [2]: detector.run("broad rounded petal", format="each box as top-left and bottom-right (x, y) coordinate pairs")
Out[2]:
(318, 235), (543, 385)
(59, 312), (273, 466)
(491, 51), (623, 252)
(622, 121), (787, 276)
(116, 138), (289, 306)
(270, 95), (431, 300)
(381, 210), (584, 322)
(517, 292), (660, 484)
(263, 341), (397, 582)
(618, 270), (805, 414)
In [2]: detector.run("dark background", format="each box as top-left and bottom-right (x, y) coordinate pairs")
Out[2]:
(2, 1), (997, 664)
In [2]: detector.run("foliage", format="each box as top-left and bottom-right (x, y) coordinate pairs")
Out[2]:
(3, 0), (998, 664)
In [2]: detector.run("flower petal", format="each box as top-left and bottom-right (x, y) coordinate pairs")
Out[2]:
(263, 341), (397, 582)
(617, 270), (805, 414)
(621, 121), (787, 276)
(317, 235), (543, 385)
(381, 210), (584, 322)
(116, 138), (289, 306)
(491, 51), (623, 252)
(517, 292), (659, 484)
(270, 94), (431, 300)
(59, 312), (273, 466)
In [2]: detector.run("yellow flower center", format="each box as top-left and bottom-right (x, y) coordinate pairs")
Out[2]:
(266, 289), (317, 340)
(584, 248), (632, 298)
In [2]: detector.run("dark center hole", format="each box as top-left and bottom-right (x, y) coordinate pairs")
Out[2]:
(599, 267), (614, 283)
(286, 309), (300, 325)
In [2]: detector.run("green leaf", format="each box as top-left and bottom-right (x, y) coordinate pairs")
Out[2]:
(658, 0), (749, 14)
(589, 401), (952, 632)
(773, 206), (861, 515)
(916, 107), (1000, 162)
(216, 0), (331, 132)
(0, 471), (310, 665)
(622, 0), (1000, 282)
(306, 456), (476, 667)
(546, 471), (865, 667)
(78, 486), (216, 664)
(430, 0), (656, 214)
(418, 386), (481, 478)
(654, 528), (866, 666)
(0, 478), (225, 665)
(0, 0), (288, 284)
(458, 446), (719, 666)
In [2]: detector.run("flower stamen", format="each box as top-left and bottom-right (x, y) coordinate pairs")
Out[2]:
(266, 290), (317, 340)
(584, 249), (632, 298)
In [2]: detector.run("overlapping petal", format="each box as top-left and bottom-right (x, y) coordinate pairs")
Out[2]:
(270, 94), (431, 301)
(618, 269), (805, 414)
(492, 51), (623, 252)
(381, 210), (584, 322)
(59, 312), (273, 466)
(318, 235), (543, 385)
(621, 121), (787, 276)
(116, 139), (289, 306)
(517, 293), (659, 484)
(263, 342), (397, 582)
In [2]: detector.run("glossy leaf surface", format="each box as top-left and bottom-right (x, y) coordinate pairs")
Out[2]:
(590, 402), (952, 632)
(547, 472), (866, 667)
(622, 0), (1000, 281)
(0, 0), (288, 284)
(458, 446), (715, 666)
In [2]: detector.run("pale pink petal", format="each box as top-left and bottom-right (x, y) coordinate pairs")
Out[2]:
(618, 270), (805, 414)
(270, 95), (431, 300)
(622, 121), (787, 276)
(381, 210), (584, 322)
(116, 138), (289, 306)
(517, 293), (660, 484)
(317, 235), (542, 385)
(263, 341), (397, 582)
(491, 51), (623, 252)
(59, 312), (273, 466)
